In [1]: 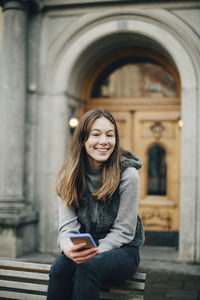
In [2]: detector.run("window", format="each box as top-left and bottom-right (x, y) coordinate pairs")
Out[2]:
(148, 144), (166, 195)
(91, 57), (177, 98)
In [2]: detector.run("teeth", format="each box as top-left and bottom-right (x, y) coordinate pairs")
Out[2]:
(96, 148), (108, 152)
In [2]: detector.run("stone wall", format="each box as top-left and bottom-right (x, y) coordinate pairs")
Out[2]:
(0, 8), (2, 53)
(0, 1), (38, 257)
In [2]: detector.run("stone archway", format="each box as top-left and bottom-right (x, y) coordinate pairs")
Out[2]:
(39, 9), (199, 262)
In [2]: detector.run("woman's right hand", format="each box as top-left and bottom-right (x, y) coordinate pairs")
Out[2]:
(63, 242), (100, 264)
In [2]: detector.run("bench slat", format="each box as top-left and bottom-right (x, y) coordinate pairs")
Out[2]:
(0, 269), (49, 281)
(0, 260), (51, 272)
(0, 278), (144, 294)
(0, 279), (47, 292)
(0, 260), (145, 281)
(131, 273), (146, 281)
(0, 290), (144, 300)
(0, 290), (46, 300)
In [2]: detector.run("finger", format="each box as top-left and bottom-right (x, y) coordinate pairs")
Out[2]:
(75, 251), (99, 264)
(72, 242), (87, 252)
(72, 248), (99, 260)
(76, 247), (99, 257)
(73, 249), (100, 264)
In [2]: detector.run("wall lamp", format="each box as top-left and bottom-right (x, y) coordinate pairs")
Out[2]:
(177, 115), (183, 130)
(69, 117), (79, 129)
(69, 116), (79, 134)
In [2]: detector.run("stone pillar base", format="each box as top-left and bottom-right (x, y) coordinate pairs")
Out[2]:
(0, 203), (38, 257)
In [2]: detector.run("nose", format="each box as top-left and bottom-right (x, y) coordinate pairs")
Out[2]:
(99, 134), (108, 144)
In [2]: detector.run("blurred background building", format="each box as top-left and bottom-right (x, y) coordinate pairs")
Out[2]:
(0, 0), (199, 263)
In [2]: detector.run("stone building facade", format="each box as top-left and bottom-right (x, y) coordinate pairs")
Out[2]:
(0, 0), (200, 263)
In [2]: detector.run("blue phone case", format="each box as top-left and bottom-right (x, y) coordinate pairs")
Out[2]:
(69, 233), (97, 248)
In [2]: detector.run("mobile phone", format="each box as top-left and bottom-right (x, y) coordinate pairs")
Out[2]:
(69, 233), (97, 250)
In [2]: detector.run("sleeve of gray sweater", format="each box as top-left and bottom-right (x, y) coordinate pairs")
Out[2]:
(98, 167), (140, 252)
(57, 167), (140, 252)
(57, 197), (81, 251)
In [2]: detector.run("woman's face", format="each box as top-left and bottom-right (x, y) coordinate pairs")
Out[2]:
(84, 117), (116, 168)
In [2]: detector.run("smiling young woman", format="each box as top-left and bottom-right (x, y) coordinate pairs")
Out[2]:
(84, 116), (116, 168)
(47, 109), (145, 300)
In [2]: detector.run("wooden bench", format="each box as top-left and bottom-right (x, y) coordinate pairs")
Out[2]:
(0, 259), (146, 300)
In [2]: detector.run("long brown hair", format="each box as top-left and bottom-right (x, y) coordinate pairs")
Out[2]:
(55, 109), (121, 208)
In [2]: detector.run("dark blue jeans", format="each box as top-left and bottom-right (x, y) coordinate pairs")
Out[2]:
(47, 246), (140, 300)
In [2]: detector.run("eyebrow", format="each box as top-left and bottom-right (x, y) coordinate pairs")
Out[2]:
(91, 129), (114, 132)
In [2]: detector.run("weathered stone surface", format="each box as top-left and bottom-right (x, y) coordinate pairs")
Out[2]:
(0, 0), (38, 257)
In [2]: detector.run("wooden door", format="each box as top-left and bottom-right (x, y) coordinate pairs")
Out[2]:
(132, 110), (180, 234)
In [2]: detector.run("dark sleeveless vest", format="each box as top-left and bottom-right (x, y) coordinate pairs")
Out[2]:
(76, 151), (145, 248)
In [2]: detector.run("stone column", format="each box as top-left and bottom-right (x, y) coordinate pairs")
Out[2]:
(0, 0), (38, 257)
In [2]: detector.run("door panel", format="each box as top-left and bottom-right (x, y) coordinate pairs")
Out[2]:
(133, 111), (180, 232)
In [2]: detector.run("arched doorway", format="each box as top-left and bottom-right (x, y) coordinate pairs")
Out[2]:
(81, 47), (181, 247)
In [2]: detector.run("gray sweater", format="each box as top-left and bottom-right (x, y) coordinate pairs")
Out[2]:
(58, 166), (140, 252)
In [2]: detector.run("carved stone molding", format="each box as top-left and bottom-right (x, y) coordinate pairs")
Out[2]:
(141, 208), (172, 231)
(0, 0), (43, 12)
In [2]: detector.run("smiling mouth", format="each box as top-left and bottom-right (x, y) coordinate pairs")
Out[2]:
(95, 148), (109, 153)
